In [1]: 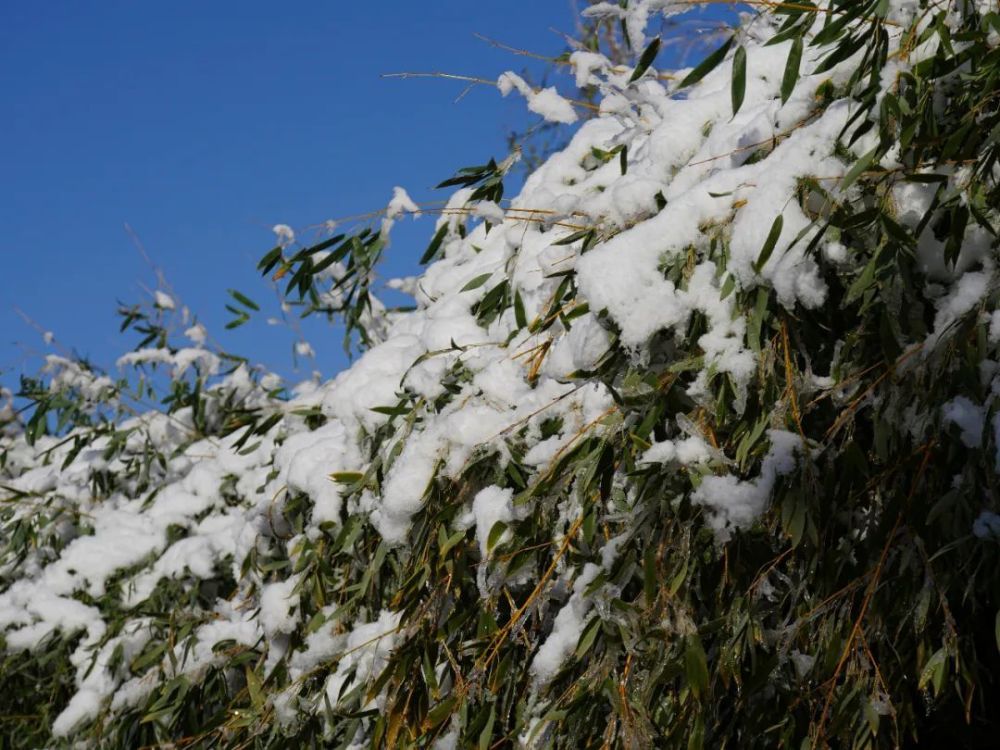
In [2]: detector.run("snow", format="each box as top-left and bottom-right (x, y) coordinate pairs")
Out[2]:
(471, 485), (516, 556)
(154, 290), (175, 310)
(692, 431), (802, 540)
(973, 510), (1000, 539)
(260, 578), (301, 635)
(929, 267), (993, 346)
(273, 223), (295, 245)
(530, 563), (600, 683)
(472, 200), (505, 225)
(323, 610), (402, 711)
(497, 72), (578, 125)
(569, 50), (611, 88)
(185, 322), (208, 345)
(386, 186), (420, 219)
(640, 434), (713, 466)
(541, 313), (612, 378)
(3, 2), (999, 742)
(942, 396), (985, 449)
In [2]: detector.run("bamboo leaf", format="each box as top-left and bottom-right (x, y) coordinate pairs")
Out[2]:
(680, 36), (736, 88)
(781, 35), (803, 104)
(575, 617), (602, 659)
(245, 665), (264, 710)
(918, 647), (947, 695)
(753, 214), (784, 273)
(420, 223), (449, 264)
(461, 273), (493, 292)
(732, 46), (747, 114)
(228, 289), (260, 311)
(514, 289), (527, 329)
(629, 37), (661, 83)
(684, 636), (710, 699)
(841, 146), (879, 190)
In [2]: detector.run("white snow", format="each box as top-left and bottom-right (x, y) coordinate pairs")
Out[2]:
(497, 72), (578, 125)
(260, 578), (301, 635)
(973, 510), (1000, 539)
(530, 563), (600, 683)
(692, 431), (802, 540)
(942, 396), (985, 448)
(154, 290), (175, 310)
(386, 186), (420, 219)
(323, 610), (402, 711)
(471, 485), (516, 556)
(2, 2), (997, 741)
(273, 223), (295, 245)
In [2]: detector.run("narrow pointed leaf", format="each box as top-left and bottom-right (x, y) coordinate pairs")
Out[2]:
(680, 36), (735, 88)
(781, 35), (803, 104)
(629, 37), (661, 83)
(732, 46), (747, 114)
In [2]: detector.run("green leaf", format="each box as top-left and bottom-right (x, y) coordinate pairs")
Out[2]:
(844, 248), (882, 305)
(720, 274), (736, 300)
(245, 665), (264, 710)
(644, 546), (658, 606)
(478, 704), (497, 750)
(131, 642), (167, 672)
(680, 36), (736, 89)
(331, 471), (364, 484)
(486, 521), (508, 553)
(629, 36), (661, 83)
(748, 287), (770, 353)
(840, 146), (879, 190)
(424, 696), (457, 730)
(439, 528), (466, 555)
(753, 214), (784, 273)
(552, 228), (593, 246)
(257, 245), (283, 274)
(732, 46), (747, 114)
(684, 636), (710, 699)
(514, 289), (527, 329)
(228, 289), (259, 311)
(669, 559), (688, 596)
(575, 617), (602, 659)
(370, 404), (410, 417)
(420, 223), (449, 264)
(688, 714), (705, 750)
(918, 646), (947, 695)
(781, 35), (803, 104)
(461, 273), (493, 292)
(785, 495), (807, 547)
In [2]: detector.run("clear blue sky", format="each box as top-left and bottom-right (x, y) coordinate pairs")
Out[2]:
(0, 1), (735, 390)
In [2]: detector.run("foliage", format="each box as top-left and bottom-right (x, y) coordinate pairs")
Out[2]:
(4, 2), (1000, 749)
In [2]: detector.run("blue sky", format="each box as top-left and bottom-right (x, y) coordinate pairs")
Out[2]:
(1, 1), (735, 390)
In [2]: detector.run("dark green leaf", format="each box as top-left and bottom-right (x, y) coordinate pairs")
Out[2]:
(841, 146), (879, 190)
(732, 46), (747, 114)
(421, 224), (450, 265)
(228, 289), (260, 311)
(629, 37), (661, 83)
(753, 214), (784, 273)
(680, 36), (736, 89)
(684, 636), (710, 699)
(781, 35), (803, 104)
